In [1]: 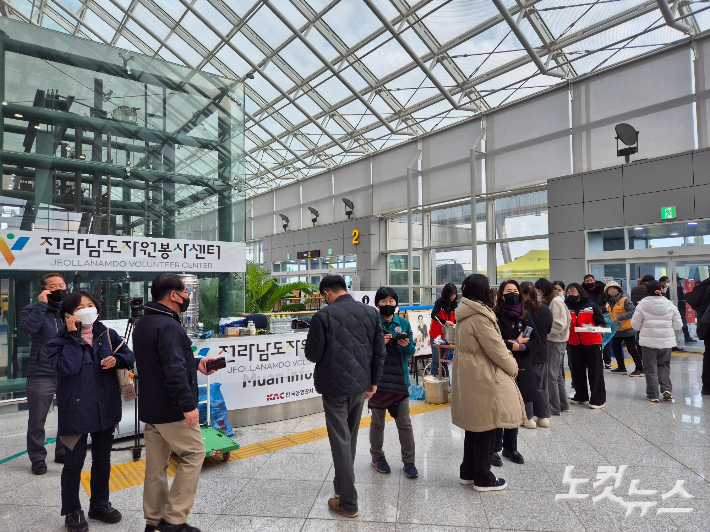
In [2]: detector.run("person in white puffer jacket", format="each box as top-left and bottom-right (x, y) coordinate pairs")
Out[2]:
(630, 281), (683, 402)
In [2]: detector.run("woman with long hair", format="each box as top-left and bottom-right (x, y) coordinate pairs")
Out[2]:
(45, 291), (134, 532)
(520, 281), (553, 427)
(565, 283), (607, 409)
(535, 278), (571, 416)
(430, 282), (458, 377)
(451, 274), (525, 491)
(492, 280), (542, 466)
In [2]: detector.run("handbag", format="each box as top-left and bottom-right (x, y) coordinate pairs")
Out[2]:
(106, 329), (135, 400)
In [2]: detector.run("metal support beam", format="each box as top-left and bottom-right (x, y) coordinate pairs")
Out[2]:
(362, 0), (469, 111)
(470, 121), (486, 273)
(491, 0), (566, 78)
(656, 0), (691, 33)
(407, 148), (421, 305)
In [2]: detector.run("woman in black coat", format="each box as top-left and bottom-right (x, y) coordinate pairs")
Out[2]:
(492, 279), (542, 466)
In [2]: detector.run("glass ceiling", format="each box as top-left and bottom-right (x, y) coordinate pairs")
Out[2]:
(1, 0), (704, 197)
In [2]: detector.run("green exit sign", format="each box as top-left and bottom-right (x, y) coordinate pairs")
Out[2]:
(661, 206), (676, 220)
(286, 253), (291, 259)
(328, 248), (333, 255)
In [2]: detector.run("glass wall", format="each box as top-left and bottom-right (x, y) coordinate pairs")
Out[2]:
(272, 255), (357, 287)
(0, 20), (246, 404)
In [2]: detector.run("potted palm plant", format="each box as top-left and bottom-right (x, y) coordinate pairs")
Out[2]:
(245, 261), (318, 314)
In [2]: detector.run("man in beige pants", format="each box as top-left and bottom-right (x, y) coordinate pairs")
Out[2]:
(133, 274), (217, 532)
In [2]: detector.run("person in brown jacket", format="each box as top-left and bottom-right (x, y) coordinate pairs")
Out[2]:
(452, 274), (526, 492)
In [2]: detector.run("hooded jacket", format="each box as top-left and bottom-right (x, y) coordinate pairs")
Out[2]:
(631, 296), (683, 348)
(305, 294), (386, 396)
(546, 294), (571, 343)
(44, 321), (134, 436)
(451, 298), (526, 433)
(20, 301), (65, 377)
(604, 286), (636, 337)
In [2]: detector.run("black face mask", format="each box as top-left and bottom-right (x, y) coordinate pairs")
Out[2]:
(584, 282), (596, 291)
(566, 295), (580, 305)
(175, 292), (190, 313)
(47, 289), (67, 304)
(379, 304), (396, 317)
(503, 292), (520, 306)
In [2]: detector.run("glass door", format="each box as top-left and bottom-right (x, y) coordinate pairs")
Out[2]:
(674, 258), (710, 351)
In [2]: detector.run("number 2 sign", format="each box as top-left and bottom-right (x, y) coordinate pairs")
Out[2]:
(352, 229), (359, 244)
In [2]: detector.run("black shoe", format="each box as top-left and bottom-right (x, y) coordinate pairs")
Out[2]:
(629, 369), (645, 377)
(491, 452), (503, 467)
(145, 526), (157, 532)
(686, 337), (698, 343)
(55, 455), (65, 464)
(610, 368), (627, 374)
(157, 520), (201, 532)
(88, 502), (122, 524)
(702, 388), (710, 395)
(65, 510), (88, 532)
(604, 364), (612, 370)
(501, 448), (524, 464)
(31, 460), (47, 475)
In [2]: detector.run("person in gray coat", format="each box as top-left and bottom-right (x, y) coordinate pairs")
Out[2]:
(19, 272), (68, 474)
(605, 281), (644, 377)
(305, 274), (386, 519)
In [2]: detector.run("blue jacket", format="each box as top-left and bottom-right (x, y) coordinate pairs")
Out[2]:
(380, 314), (415, 388)
(20, 301), (65, 377)
(45, 321), (134, 436)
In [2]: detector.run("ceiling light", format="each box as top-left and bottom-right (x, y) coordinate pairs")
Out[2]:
(689, 222), (698, 225)
(671, 232), (679, 236)
(634, 227), (643, 231)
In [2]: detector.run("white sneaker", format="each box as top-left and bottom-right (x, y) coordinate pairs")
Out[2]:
(459, 478), (475, 485)
(473, 478), (507, 491)
(567, 388), (576, 399)
(536, 417), (550, 428)
(523, 418), (537, 429)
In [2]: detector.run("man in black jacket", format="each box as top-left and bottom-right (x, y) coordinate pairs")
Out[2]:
(19, 272), (68, 474)
(133, 274), (217, 532)
(631, 275), (655, 306)
(305, 274), (386, 518)
(583, 275), (611, 367)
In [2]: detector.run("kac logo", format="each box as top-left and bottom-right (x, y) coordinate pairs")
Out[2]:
(0, 233), (29, 266)
(266, 392), (285, 402)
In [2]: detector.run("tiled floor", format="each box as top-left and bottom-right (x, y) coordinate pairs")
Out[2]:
(2, 355), (710, 531)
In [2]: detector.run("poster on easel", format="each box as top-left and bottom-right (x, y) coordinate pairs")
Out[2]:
(407, 310), (432, 355)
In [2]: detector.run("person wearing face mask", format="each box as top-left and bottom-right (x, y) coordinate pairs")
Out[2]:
(369, 287), (417, 478)
(430, 283), (458, 377)
(492, 280), (542, 467)
(132, 274), (218, 532)
(604, 281), (643, 377)
(305, 274), (386, 518)
(19, 272), (69, 475)
(565, 283), (607, 409)
(44, 291), (134, 532)
(583, 275), (612, 368)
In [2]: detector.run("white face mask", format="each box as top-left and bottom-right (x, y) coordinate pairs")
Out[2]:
(73, 307), (98, 326)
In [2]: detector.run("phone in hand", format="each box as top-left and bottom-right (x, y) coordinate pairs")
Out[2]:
(394, 332), (409, 341)
(522, 326), (533, 339)
(204, 357), (226, 373)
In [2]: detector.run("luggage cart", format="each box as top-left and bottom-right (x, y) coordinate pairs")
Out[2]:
(197, 374), (239, 462)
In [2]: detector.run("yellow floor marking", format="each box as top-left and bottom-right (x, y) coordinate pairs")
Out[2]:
(81, 400), (452, 495)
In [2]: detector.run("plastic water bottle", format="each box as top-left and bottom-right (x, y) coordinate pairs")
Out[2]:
(286, 314), (292, 332)
(277, 315), (284, 334)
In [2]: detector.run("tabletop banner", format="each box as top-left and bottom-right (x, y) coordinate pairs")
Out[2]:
(0, 229), (245, 272)
(193, 333), (319, 410)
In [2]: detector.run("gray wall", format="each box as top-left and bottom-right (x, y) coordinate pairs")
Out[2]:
(548, 148), (710, 282)
(262, 216), (384, 291)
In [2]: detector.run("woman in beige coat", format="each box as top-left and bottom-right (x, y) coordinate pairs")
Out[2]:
(452, 274), (527, 492)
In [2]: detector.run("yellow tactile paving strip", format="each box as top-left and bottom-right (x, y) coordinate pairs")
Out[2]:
(81, 400), (453, 495)
(82, 351), (700, 495)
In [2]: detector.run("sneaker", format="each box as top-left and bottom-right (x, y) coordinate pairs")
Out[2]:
(589, 403), (605, 409)
(570, 399), (587, 405)
(537, 417), (550, 428)
(371, 456), (391, 474)
(403, 463), (418, 478)
(561, 407), (571, 412)
(567, 388), (576, 399)
(88, 502), (122, 524)
(686, 337), (698, 343)
(610, 368), (627, 374)
(157, 520), (201, 532)
(474, 477), (507, 492)
(31, 460), (47, 475)
(604, 364), (612, 370)
(328, 498), (358, 518)
(523, 418), (537, 429)
(65, 510), (88, 532)
(629, 370), (644, 377)
(491, 452), (503, 467)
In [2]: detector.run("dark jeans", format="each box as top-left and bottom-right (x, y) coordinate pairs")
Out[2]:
(26, 375), (66, 463)
(612, 335), (643, 372)
(494, 427), (518, 453)
(322, 393), (366, 513)
(461, 429), (496, 487)
(570, 344), (607, 405)
(567, 346), (576, 390)
(602, 343), (612, 365)
(679, 302), (693, 340)
(61, 427), (114, 516)
(703, 346), (710, 391)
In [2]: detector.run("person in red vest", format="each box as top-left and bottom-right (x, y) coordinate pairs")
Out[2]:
(565, 283), (607, 409)
(430, 283), (458, 377)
